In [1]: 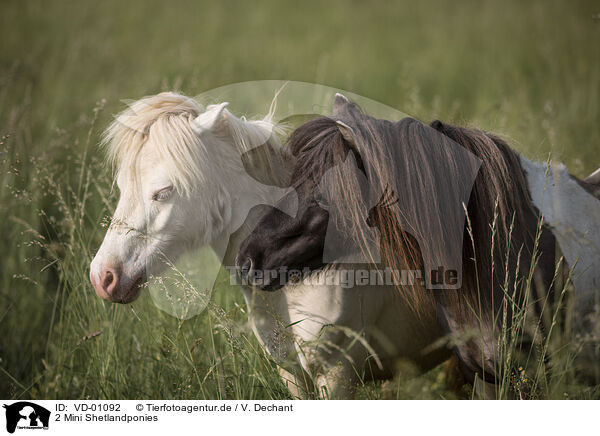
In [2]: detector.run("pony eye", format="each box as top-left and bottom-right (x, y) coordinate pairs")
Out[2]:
(314, 192), (329, 210)
(152, 186), (174, 201)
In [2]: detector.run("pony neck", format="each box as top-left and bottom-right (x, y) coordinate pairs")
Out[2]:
(209, 117), (292, 263)
(226, 115), (291, 186)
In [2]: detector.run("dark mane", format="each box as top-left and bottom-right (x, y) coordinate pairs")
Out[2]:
(428, 121), (554, 363)
(288, 116), (364, 189)
(285, 104), (556, 381)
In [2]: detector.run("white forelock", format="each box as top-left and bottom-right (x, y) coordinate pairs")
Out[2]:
(102, 92), (285, 197)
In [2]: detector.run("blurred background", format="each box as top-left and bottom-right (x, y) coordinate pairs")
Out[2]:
(0, 0), (598, 399)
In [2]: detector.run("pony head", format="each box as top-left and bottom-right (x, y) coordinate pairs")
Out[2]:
(90, 92), (283, 303)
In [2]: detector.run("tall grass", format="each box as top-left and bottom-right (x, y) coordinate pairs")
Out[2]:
(0, 0), (599, 399)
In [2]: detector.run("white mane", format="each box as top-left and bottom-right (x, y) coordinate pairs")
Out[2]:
(102, 92), (286, 196)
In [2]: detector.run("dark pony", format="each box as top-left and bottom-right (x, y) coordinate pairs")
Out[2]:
(237, 96), (559, 386)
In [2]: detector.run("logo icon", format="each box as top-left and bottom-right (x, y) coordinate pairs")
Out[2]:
(3, 402), (50, 434)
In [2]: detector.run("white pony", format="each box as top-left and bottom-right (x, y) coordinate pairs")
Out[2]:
(89, 92), (293, 303)
(90, 92), (429, 399)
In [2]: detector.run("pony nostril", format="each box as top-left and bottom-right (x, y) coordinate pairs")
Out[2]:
(238, 257), (254, 280)
(100, 268), (118, 295)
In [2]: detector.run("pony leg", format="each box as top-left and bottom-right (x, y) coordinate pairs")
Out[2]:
(315, 361), (358, 399)
(310, 326), (365, 399)
(472, 376), (499, 399)
(278, 367), (315, 399)
(444, 354), (467, 392)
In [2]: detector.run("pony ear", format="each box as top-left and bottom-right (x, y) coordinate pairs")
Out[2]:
(430, 120), (445, 132)
(333, 93), (350, 117)
(333, 92), (363, 120)
(191, 102), (229, 134)
(336, 120), (360, 153)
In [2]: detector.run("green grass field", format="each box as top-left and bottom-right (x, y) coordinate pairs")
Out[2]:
(1, 0), (599, 399)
